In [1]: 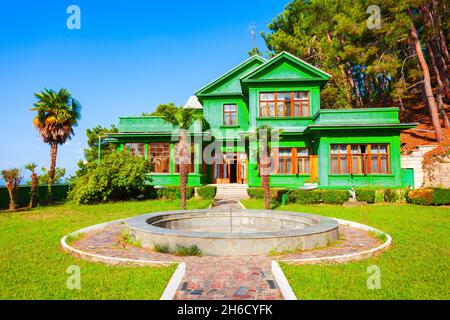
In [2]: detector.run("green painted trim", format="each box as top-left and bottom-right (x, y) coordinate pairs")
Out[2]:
(195, 55), (266, 95)
(241, 51), (331, 82)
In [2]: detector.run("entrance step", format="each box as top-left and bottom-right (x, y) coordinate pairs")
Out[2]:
(211, 184), (249, 200)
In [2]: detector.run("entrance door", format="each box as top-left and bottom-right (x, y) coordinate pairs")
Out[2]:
(213, 153), (247, 184)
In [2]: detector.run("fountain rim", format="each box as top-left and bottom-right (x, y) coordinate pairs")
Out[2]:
(125, 209), (339, 239)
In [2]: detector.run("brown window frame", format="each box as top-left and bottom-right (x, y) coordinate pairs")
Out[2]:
(148, 142), (170, 173)
(223, 104), (238, 126)
(259, 91), (310, 117)
(330, 144), (390, 174)
(124, 143), (146, 157)
(274, 147), (311, 175)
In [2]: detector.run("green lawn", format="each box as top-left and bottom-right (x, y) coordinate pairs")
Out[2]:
(241, 199), (450, 300)
(0, 199), (212, 300)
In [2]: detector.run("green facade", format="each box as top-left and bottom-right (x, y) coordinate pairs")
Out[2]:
(106, 52), (416, 189)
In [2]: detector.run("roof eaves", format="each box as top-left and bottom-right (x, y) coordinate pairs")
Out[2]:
(194, 55), (267, 95)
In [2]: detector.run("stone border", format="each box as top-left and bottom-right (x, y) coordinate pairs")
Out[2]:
(277, 218), (392, 264)
(238, 201), (392, 265)
(60, 219), (175, 266)
(271, 261), (297, 300)
(160, 262), (186, 300)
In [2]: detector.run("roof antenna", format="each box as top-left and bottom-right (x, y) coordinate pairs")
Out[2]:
(248, 22), (257, 51)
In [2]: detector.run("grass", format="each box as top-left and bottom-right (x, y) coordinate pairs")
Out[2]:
(0, 198), (212, 300)
(241, 199), (450, 300)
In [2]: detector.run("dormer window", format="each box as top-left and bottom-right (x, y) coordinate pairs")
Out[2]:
(259, 91), (310, 117)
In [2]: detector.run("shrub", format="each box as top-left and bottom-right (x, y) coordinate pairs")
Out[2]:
(395, 189), (408, 203)
(156, 186), (194, 200)
(321, 190), (349, 204)
(407, 189), (433, 205)
(248, 187), (288, 201)
(374, 190), (385, 203)
(384, 188), (397, 203)
(153, 243), (171, 253)
(432, 188), (450, 205)
(68, 151), (151, 204)
(196, 186), (217, 200)
(287, 190), (321, 204)
(355, 189), (375, 203)
(247, 187), (265, 199)
(174, 244), (202, 256)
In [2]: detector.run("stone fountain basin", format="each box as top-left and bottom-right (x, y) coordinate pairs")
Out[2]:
(126, 209), (339, 256)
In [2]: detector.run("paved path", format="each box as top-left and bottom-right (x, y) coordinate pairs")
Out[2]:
(175, 198), (281, 300)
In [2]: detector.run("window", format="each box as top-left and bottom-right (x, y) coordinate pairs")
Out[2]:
(149, 143), (170, 173)
(274, 147), (310, 174)
(370, 144), (390, 174)
(278, 148), (293, 174)
(174, 143), (195, 174)
(223, 104), (237, 125)
(125, 143), (145, 157)
(259, 92), (310, 117)
(330, 144), (390, 174)
(296, 148), (310, 174)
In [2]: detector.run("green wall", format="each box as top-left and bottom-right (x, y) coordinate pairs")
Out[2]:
(317, 130), (402, 188)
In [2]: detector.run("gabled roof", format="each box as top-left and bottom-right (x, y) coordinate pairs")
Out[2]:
(184, 95), (203, 109)
(240, 51), (331, 84)
(195, 55), (267, 97)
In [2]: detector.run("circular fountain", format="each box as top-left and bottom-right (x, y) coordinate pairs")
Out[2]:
(126, 209), (339, 256)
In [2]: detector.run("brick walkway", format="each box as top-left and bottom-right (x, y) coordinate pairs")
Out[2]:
(69, 201), (382, 300)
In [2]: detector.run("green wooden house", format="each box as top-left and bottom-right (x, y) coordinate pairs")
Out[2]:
(105, 52), (416, 189)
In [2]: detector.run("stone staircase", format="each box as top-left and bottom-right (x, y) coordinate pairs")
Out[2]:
(212, 184), (249, 200)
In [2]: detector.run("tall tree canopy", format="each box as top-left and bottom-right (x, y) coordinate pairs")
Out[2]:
(262, 0), (449, 141)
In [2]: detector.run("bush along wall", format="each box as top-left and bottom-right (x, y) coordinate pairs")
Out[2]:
(196, 186), (217, 200)
(247, 187), (288, 201)
(0, 184), (69, 210)
(156, 186), (194, 200)
(432, 188), (450, 205)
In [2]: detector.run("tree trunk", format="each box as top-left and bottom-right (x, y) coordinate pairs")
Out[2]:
(178, 131), (189, 210)
(431, 0), (450, 63)
(428, 44), (450, 128)
(421, 3), (450, 98)
(6, 182), (17, 211)
(48, 143), (58, 203)
(260, 154), (272, 210)
(29, 173), (38, 208)
(409, 11), (444, 142)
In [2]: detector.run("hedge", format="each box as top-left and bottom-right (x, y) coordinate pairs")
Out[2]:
(321, 190), (349, 204)
(156, 186), (194, 200)
(286, 190), (322, 204)
(432, 188), (450, 205)
(196, 186), (217, 200)
(407, 189), (433, 205)
(0, 184), (69, 210)
(384, 188), (397, 203)
(355, 189), (375, 203)
(247, 188), (288, 201)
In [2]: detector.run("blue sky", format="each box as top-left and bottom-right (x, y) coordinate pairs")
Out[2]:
(0, 0), (286, 181)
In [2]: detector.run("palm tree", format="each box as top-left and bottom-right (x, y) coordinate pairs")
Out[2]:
(31, 88), (81, 201)
(158, 105), (203, 210)
(250, 125), (280, 210)
(1, 169), (22, 211)
(25, 163), (39, 208)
